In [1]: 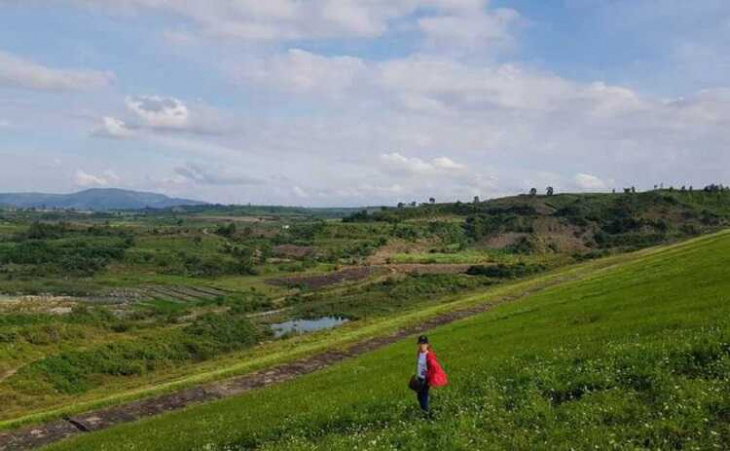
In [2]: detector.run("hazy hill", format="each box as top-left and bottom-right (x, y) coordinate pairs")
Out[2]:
(0, 188), (207, 211)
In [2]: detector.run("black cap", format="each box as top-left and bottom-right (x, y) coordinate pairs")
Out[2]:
(417, 335), (429, 344)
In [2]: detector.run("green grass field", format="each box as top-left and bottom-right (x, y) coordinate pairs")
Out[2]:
(45, 230), (730, 450)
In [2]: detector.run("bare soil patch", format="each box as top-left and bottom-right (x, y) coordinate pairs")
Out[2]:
(266, 267), (378, 290)
(0, 296), (78, 315)
(384, 264), (474, 275)
(366, 240), (432, 265)
(481, 232), (526, 250)
(272, 245), (316, 259)
(197, 216), (267, 223)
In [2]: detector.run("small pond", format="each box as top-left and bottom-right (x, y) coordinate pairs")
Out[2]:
(271, 316), (349, 338)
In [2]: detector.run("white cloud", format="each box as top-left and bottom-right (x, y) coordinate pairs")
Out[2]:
(579, 82), (645, 117)
(118, 95), (236, 136)
(74, 169), (120, 187)
(574, 173), (610, 191)
(424, 0), (487, 12)
(146, 135), (245, 158)
(236, 52), (589, 114)
(432, 156), (466, 170)
(125, 95), (190, 129)
(237, 49), (366, 95)
(380, 152), (434, 174)
(375, 58), (584, 113)
(59, 0), (516, 44)
(103, 170), (121, 183)
(418, 6), (521, 53)
(62, 0), (412, 41)
(662, 88), (730, 124)
(245, 50), (643, 116)
(324, 183), (405, 198)
(0, 119), (10, 128)
(93, 116), (134, 139)
(0, 50), (114, 92)
(292, 186), (309, 199)
(380, 152), (467, 175)
(173, 162), (264, 186)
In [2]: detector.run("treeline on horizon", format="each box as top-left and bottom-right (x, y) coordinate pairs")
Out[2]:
(344, 184), (730, 223)
(1, 184), (728, 217)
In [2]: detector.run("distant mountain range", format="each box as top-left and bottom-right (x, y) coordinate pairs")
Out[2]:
(0, 188), (208, 211)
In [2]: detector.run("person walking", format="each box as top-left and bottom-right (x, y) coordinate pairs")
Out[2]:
(411, 335), (448, 416)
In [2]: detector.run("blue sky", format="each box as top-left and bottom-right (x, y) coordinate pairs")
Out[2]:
(0, 0), (728, 206)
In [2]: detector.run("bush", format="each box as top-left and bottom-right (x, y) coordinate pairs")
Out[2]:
(18, 313), (264, 394)
(464, 213), (534, 242)
(184, 314), (260, 350)
(290, 274), (494, 320)
(25, 222), (70, 240)
(0, 236), (131, 276)
(466, 263), (546, 278)
(224, 293), (274, 314)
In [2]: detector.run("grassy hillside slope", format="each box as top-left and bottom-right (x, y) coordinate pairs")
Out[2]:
(348, 190), (730, 256)
(48, 230), (730, 450)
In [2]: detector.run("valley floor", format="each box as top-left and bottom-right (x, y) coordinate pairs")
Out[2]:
(4, 230), (728, 450)
(0, 242), (621, 449)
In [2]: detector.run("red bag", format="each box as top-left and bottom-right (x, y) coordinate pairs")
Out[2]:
(426, 351), (448, 388)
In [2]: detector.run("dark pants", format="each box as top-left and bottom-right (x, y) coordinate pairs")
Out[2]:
(416, 377), (430, 413)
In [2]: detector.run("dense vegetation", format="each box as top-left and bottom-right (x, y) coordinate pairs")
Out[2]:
(466, 262), (545, 278)
(46, 230), (730, 451)
(347, 189), (730, 253)
(3, 189), (729, 296)
(0, 222), (134, 278)
(14, 312), (262, 395)
(286, 274), (496, 320)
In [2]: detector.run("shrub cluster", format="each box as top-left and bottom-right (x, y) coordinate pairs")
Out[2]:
(466, 263), (546, 278)
(14, 313), (264, 394)
(0, 235), (131, 277)
(288, 274), (495, 320)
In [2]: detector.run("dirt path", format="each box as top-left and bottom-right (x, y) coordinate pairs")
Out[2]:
(0, 272), (580, 451)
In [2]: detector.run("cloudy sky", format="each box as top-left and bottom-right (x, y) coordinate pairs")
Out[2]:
(0, 1), (729, 206)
